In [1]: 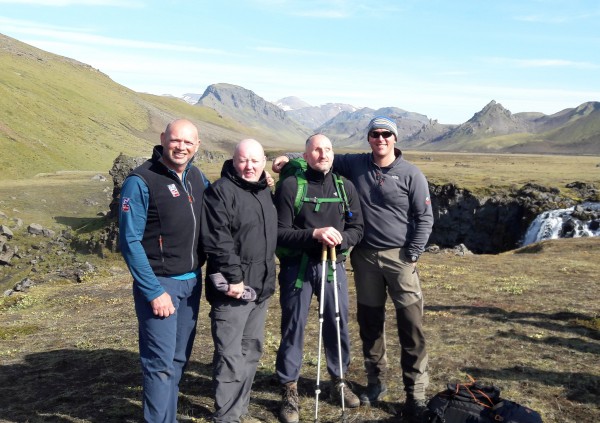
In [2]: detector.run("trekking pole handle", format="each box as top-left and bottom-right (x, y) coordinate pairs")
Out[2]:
(321, 243), (328, 261)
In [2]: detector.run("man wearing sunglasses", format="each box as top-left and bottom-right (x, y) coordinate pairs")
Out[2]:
(272, 116), (433, 422)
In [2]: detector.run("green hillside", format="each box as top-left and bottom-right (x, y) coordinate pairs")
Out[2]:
(1, 34), (149, 178)
(0, 34), (299, 180)
(543, 102), (600, 152)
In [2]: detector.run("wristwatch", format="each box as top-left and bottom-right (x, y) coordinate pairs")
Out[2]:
(409, 254), (419, 263)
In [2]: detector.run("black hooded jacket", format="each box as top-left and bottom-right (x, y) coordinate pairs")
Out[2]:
(201, 159), (277, 303)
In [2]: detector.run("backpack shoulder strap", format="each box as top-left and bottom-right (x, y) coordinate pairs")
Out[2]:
(277, 158), (309, 217)
(293, 168), (307, 216)
(333, 173), (351, 216)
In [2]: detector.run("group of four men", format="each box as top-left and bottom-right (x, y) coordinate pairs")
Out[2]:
(119, 116), (434, 423)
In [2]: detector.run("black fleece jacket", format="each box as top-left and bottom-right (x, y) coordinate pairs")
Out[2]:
(274, 165), (364, 262)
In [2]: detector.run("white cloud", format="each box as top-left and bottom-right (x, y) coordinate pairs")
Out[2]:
(249, 0), (404, 18)
(514, 11), (600, 24)
(514, 14), (570, 23)
(253, 46), (327, 56)
(486, 56), (599, 70)
(515, 59), (598, 69)
(0, 17), (227, 54)
(0, 0), (143, 6)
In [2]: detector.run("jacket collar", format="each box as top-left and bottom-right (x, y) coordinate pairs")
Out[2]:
(221, 159), (268, 192)
(305, 165), (330, 182)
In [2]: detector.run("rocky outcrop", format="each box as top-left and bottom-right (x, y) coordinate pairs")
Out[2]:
(0, 208), (98, 296)
(108, 153), (147, 219)
(428, 182), (596, 253)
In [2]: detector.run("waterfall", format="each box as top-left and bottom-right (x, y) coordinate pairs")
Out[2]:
(521, 202), (600, 246)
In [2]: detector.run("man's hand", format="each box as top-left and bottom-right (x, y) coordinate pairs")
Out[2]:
(313, 227), (343, 246)
(272, 156), (289, 173)
(150, 292), (176, 317)
(265, 170), (275, 188)
(227, 281), (245, 299)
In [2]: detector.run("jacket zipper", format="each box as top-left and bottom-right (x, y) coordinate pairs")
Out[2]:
(159, 235), (164, 262)
(185, 177), (197, 270)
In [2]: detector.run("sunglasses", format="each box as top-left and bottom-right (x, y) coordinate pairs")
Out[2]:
(369, 131), (394, 139)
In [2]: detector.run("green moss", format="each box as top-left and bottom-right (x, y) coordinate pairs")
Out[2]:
(0, 324), (40, 339)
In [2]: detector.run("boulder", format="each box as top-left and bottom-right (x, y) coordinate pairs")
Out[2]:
(13, 278), (34, 292)
(108, 153), (147, 219)
(28, 223), (44, 235)
(0, 245), (15, 265)
(0, 225), (13, 239)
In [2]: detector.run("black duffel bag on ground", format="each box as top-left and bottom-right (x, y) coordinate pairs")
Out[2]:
(426, 377), (543, 423)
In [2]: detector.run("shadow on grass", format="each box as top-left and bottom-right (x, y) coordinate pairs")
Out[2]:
(54, 216), (110, 233)
(0, 348), (214, 422)
(495, 330), (600, 355)
(1, 349), (398, 423)
(463, 366), (600, 406)
(427, 305), (600, 342)
(0, 348), (140, 422)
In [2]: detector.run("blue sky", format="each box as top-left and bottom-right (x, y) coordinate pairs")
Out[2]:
(1, 0), (599, 123)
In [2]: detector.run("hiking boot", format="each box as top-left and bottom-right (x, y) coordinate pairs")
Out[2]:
(403, 397), (428, 423)
(279, 381), (299, 423)
(359, 381), (388, 405)
(330, 378), (360, 408)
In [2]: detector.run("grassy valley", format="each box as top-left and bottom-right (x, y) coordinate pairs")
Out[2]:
(405, 151), (600, 194)
(1, 31), (599, 423)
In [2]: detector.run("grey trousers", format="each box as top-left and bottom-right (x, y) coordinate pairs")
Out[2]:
(210, 299), (269, 422)
(351, 247), (429, 400)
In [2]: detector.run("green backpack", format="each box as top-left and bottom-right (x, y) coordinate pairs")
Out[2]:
(275, 158), (352, 287)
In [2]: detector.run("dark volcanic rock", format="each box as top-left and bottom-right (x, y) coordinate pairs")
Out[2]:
(428, 182), (578, 253)
(108, 154), (147, 219)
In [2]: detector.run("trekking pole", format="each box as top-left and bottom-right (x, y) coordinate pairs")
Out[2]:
(314, 243), (328, 422)
(330, 245), (346, 419)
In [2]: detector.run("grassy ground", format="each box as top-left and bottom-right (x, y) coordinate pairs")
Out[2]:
(405, 151), (600, 195)
(0, 239), (598, 422)
(0, 154), (598, 422)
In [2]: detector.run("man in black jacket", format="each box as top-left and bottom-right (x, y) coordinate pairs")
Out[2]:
(201, 138), (277, 423)
(275, 134), (364, 423)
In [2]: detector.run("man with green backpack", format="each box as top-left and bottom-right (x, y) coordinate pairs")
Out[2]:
(273, 117), (434, 423)
(274, 134), (364, 423)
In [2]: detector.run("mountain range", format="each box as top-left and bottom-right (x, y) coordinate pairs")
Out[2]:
(188, 86), (600, 154)
(1, 32), (599, 179)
